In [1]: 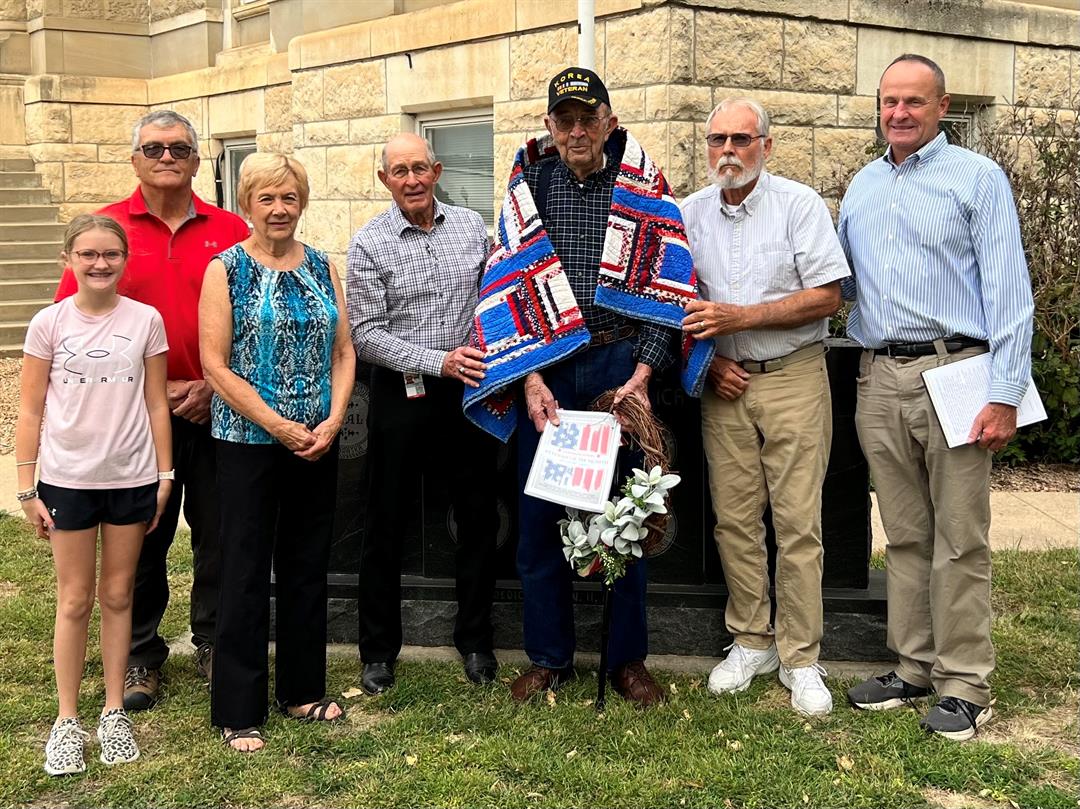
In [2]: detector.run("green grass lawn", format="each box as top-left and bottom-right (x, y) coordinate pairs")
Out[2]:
(0, 515), (1076, 809)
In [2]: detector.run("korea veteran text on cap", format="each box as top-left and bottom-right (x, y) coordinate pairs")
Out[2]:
(547, 67), (611, 113)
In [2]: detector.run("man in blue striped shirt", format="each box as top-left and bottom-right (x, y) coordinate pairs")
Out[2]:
(839, 54), (1034, 741)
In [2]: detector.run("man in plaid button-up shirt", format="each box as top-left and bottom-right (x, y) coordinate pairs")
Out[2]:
(510, 67), (674, 709)
(346, 133), (500, 696)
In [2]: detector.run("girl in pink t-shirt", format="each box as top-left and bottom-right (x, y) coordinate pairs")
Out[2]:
(15, 214), (172, 776)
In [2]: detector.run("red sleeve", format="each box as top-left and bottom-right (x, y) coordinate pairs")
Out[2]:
(54, 267), (77, 301)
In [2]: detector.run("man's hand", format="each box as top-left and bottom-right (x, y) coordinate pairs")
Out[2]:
(612, 363), (653, 421)
(170, 379), (213, 424)
(683, 300), (747, 339)
(967, 402), (1018, 452)
(166, 380), (192, 411)
(708, 355), (751, 400)
(524, 372), (560, 433)
(441, 346), (488, 389)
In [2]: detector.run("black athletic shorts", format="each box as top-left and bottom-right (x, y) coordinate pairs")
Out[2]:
(36, 481), (158, 531)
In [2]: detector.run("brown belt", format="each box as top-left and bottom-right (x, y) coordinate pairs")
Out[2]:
(590, 324), (638, 346)
(739, 342), (825, 374)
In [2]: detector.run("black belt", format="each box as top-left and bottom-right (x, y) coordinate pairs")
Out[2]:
(591, 324), (638, 346)
(873, 336), (988, 358)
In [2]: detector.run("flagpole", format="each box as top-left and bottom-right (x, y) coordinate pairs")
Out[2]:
(578, 0), (595, 70)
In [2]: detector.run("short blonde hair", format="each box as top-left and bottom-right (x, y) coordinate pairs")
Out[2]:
(236, 153), (310, 217)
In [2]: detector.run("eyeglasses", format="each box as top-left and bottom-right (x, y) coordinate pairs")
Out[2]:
(138, 143), (195, 160)
(388, 163), (434, 180)
(551, 114), (607, 133)
(705, 133), (765, 148)
(72, 249), (127, 264)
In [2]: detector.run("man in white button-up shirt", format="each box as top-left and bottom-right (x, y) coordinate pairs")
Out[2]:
(680, 97), (850, 716)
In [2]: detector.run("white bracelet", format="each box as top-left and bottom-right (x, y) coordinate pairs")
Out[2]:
(158, 470), (175, 480)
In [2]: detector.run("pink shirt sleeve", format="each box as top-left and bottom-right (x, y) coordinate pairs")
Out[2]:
(144, 309), (169, 358)
(22, 306), (56, 361)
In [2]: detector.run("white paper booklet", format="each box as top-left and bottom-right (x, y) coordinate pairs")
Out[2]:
(921, 352), (1047, 449)
(524, 409), (622, 511)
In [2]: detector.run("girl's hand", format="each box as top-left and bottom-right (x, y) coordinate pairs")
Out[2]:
(148, 479), (172, 534)
(21, 498), (54, 539)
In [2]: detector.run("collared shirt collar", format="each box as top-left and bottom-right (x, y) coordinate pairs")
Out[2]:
(128, 186), (201, 221)
(717, 169), (770, 219)
(883, 130), (948, 168)
(389, 197), (447, 235)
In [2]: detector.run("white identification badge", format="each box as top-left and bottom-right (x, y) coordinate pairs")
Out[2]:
(403, 372), (426, 399)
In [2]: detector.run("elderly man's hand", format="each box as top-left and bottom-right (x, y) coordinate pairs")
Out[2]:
(524, 372), (559, 433)
(612, 363), (653, 425)
(967, 402), (1017, 452)
(441, 346), (487, 389)
(683, 300), (747, 339)
(708, 355), (750, 400)
(172, 379), (213, 424)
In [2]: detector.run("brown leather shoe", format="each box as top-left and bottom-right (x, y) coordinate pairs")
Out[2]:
(123, 666), (161, 712)
(611, 660), (666, 707)
(509, 665), (572, 702)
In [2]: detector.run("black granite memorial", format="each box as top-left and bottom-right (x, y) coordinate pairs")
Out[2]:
(311, 337), (887, 660)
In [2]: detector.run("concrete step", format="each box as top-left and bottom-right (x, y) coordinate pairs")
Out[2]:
(0, 343), (23, 358)
(0, 222), (66, 242)
(0, 241), (62, 260)
(0, 258), (64, 280)
(0, 279), (59, 301)
(0, 173), (43, 189)
(0, 298), (53, 321)
(0, 159), (35, 172)
(0, 203), (61, 222)
(0, 204), (62, 223)
(0, 187), (51, 205)
(0, 321), (30, 345)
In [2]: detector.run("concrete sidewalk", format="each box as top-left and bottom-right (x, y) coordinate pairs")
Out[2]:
(1, 453), (1075, 550)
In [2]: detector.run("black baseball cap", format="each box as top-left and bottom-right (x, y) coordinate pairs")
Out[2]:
(547, 67), (611, 113)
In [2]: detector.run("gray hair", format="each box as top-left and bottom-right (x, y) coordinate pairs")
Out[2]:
(131, 110), (199, 154)
(380, 136), (437, 173)
(884, 53), (947, 97)
(705, 97), (771, 137)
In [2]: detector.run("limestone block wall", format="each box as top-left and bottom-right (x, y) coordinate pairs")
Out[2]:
(13, 0), (1079, 269)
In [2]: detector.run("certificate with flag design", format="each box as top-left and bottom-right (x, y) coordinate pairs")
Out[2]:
(524, 409), (622, 511)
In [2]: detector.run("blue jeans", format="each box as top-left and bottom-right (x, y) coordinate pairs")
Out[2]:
(515, 338), (649, 671)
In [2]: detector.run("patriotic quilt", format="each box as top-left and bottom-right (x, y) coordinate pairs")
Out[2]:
(463, 127), (714, 442)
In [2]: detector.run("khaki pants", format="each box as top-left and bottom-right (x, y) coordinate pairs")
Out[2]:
(854, 347), (993, 707)
(701, 352), (831, 667)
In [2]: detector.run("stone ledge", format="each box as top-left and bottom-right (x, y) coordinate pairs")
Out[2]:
(24, 74), (149, 104)
(147, 7), (224, 36)
(147, 52), (289, 104)
(27, 15), (147, 36)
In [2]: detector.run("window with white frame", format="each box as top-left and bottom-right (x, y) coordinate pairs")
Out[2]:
(418, 112), (495, 228)
(222, 139), (258, 216)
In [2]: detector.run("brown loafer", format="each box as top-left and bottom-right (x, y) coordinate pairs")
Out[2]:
(611, 660), (666, 707)
(509, 665), (573, 702)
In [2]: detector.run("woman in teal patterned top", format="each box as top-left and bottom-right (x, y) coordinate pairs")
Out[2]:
(199, 153), (355, 753)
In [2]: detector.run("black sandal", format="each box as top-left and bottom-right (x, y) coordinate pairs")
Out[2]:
(222, 727), (264, 751)
(280, 697), (345, 723)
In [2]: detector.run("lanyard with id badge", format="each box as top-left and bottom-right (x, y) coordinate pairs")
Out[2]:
(404, 372), (426, 398)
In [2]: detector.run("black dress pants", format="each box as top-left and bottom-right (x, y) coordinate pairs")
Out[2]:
(358, 367), (498, 663)
(129, 416), (220, 669)
(210, 439), (337, 729)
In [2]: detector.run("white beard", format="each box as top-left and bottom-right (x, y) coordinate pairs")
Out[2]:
(707, 156), (763, 191)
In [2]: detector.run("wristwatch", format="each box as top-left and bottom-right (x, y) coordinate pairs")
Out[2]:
(158, 470), (176, 481)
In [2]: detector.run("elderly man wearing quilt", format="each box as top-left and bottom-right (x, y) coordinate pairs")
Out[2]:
(463, 68), (713, 707)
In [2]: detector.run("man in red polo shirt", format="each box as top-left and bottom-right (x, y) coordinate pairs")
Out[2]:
(55, 110), (249, 710)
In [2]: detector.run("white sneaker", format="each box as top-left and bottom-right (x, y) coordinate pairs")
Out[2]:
(779, 663), (833, 716)
(44, 716), (89, 776)
(707, 643), (780, 695)
(97, 708), (139, 765)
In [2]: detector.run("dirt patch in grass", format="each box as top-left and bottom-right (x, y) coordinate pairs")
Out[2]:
(0, 580), (20, 598)
(982, 698), (1080, 758)
(921, 787), (1001, 809)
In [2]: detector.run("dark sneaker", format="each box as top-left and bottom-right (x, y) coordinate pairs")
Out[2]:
(44, 717), (89, 776)
(194, 643), (213, 681)
(847, 671), (932, 710)
(97, 708), (140, 765)
(123, 666), (161, 712)
(920, 696), (993, 741)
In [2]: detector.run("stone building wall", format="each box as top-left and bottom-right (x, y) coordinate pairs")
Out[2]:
(6, 0), (1078, 270)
